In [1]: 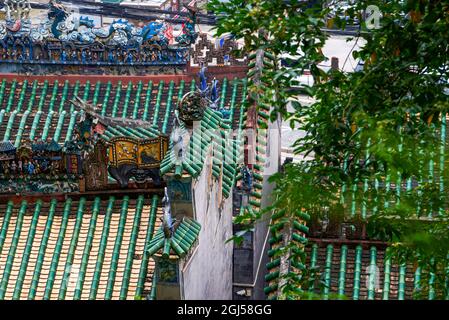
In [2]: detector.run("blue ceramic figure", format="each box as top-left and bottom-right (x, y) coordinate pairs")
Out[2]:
(210, 78), (219, 104)
(218, 108), (231, 119)
(61, 50), (67, 62)
(28, 162), (35, 175)
(81, 50), (87, 63)
(199, 65), (208, 93)
(108, 51), (114, 63)
(126, 52), (133, 63)
(41, 159), (48, 172)
(176, 50), (183, 62)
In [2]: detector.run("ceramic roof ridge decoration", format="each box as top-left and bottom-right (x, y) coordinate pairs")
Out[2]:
(3, 0), (31, 21)
(178, 64), (231, 125)
(240, 165), (253, 193)
(178, 67), (209, 124)
(67, 95), (169, 188)
(0, 0), (198, 66)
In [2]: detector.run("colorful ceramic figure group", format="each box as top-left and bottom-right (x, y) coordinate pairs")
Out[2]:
(0, 0), (198, 66)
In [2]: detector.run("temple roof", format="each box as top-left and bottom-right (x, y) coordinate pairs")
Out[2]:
(302, 242), (442, 300)
(0, 77), (246, 146)
(0, 194), (162, 300)
(0, 74), (248, 299)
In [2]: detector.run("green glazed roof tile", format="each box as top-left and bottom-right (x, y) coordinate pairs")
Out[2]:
(147, 217), (201, 259)
(0, 196), (162, 300)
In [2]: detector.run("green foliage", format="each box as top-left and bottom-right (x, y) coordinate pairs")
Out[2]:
(210, 0), (329, 119)
(209, 0), (449, 299)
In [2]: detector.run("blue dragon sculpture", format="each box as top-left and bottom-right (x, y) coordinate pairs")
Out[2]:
(196, 65), (231, 118)
(44, 0), (169, 46)
(198, 64), (209, 94)
(141, 21), (169, 46)
(108, 19), (169, 47)
(47, 0), (68, 39)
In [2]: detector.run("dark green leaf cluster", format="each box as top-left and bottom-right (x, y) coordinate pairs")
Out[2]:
(209, 0), (449, 299)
